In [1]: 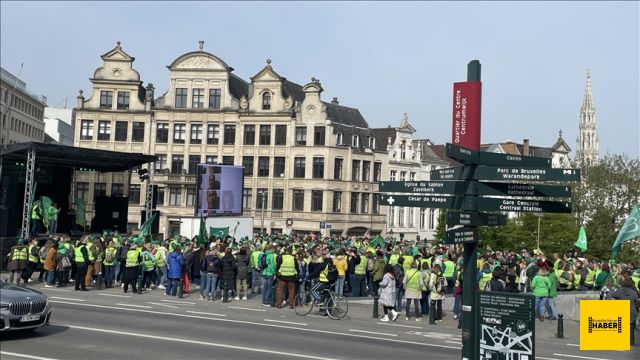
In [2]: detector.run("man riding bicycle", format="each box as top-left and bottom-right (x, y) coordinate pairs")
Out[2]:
(308, 250), (334, 302)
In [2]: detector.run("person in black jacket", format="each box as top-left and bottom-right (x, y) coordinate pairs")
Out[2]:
(220, 247), (237, 300)
(116, 239), (130, 285)
(275, 247), (301, 308)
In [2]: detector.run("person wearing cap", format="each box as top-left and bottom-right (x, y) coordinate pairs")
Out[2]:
(74, 237), (90, 291)
(261, 245), (277, 306)
(166, 245), (184, 296)
(103, 241), (118, 288)
(275, 247), (299, 309)
(7, 239), (29, 284)
(122, 241), (143, 293)
(348, 248), (366, 297)
(372, 251), (386, 296)
(154, 241), (168, 289)
(42, 240), (57, 288)
(55, 242), (71, 287)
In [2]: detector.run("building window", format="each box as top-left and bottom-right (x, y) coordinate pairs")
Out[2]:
(243, 188), (253, 210)
(132, 122), (145, 142)
(205, 156), (218, 164)
(408, 208), (414, 227)
(94, 183), (107, 201)
(420, 209), (426, 229)
(294, 157), (305, 178)
(314, 126), (325, 146)
(352, 135), (359, 147)
(156, 187), (165, 206)
(372, 194), (379, 214)
(401, 141), (407, 160)
(334, 158), (343, 180)
(350, 193), (359, 214)
(333, 191), (342, 213)
(186, 187), (196, 207)
(400, 171), (407, 181)
(175, 88), (187, 108)
(275, 125), (287, 145)
(117, 91), (130, 110)
(168, 187), (181, 206)
(389, 207), (395, 227)
(273, 157), (285, 178)
(292, 189), (304, 211)
(80, 120), (93, 140)
(111, 183), (124, 196)
(115, 121), (127, 141)
(409, 172), (416, 181)
(262, 92), (271, 110)
(192, 88), (204, 109)
(258, 157), (269, 177)
(76, 182), (89, 202)
(428, 209), (435, 230)
(100, 91), (113, 109)
(295, 127), (307, 145)
(222, 156), (234, 165)
(223, 125), (235, 145)
(311, 190), (323, 212)
(361, 193), (369, 214)
(351, 160), (360, 181)
(190, 124), (202, 144)
(242, 156), (254, 176)
(209, 89), (221, 109)
(173, 124), (186, 144)
(155, 154), (167, 171)
(368, 137), (376, 149)
(129, 184), (141, 204)
(97, 121), (111, 141)
(171, 155), (184, 174)
(312, 157), (324, 179)
(259, 125), (271, 145)
(243, 125), (255, 145)
(256, 189), (268, 209)
(207, 124), (219, 145)
(156, 123), (169, 143)
(362, 161), (370, 182)
(398, 208), (405, 227)
(188, 155), (200, 175)
(272, 189), (284, 210)
(336, 132), (343, 146)
(390, 170), (397, 181)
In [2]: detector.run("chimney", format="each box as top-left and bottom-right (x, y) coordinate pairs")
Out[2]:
(76, 90), (85, 109)
(523, 139), (530, 156)
(145, 83), (155, 111)
(331, 97), (339, 105)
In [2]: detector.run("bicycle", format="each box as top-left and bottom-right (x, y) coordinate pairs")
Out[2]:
(294, 280), (348, 320)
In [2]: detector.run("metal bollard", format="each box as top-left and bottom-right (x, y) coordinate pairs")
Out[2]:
(223, 281), (229, 303)
(631, 324), (635, 346)
(429, 301), (436, 325)
(177, 278), (184, 298)
(557, 314), (564, 338)
(372, 295), (379, 318)
(97, 274), (104, 290)
(270, 280), (277, 307)
(136, 275), (142, 295)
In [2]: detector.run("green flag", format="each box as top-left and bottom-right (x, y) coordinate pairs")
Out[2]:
(74, 197), (85, 228)
(370, 235), (385, 248)
(612, 205), (640, 258)
(210, 226), (229, 239)
(137, 212), (158, 240)
(575, 225), (587, 252)
(40, 196), (52, 230)
(198, 218), (207, 245)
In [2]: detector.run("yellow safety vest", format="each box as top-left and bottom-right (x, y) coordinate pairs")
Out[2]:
(104, 247), (117, 266)
(319, 264), (330, 283)
(155, 247), (167, 267)
(402, 255), (414, 272)
(478, 272), (492, 290)
(31, 205), (41, 219)
(405, 269), (421, 292)
(388, 254), (399, 266)
(74, 246), (86, 263)
(573, 272), (582, 288)
(584, 270), (596, 285)
(126, 249), (140, 267)
(355, 256), (367, 275)
(11, 247), (28, 261)
(28, 244), (38, 263)
(280, 254), (297, 276)
(86, 243), (95, 262)
(443, 260), (455, 278)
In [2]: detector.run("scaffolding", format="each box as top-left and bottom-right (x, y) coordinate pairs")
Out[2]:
(20, 148), (36, 239)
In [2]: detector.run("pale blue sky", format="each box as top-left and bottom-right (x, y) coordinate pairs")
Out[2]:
(1, 1), (638, 158)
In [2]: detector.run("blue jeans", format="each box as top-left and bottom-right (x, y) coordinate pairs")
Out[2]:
(546, 297), (557, 318)
(166, 278), (179, 296)
(350, 274), (364, 297)
(395, 287), (405, 312)
(204, 272), (219, 298)
(453, 294), (462, 316)
(46, 270), (55, 285)
(366, 273), (374, 295)
(199, 271), (207, 291)
(104, 265), (115, 285)
(535, 296), (547, 318)
(262, 276), (273, 305)
(335, 276), (346, 295)
(252, 268), (262, 292)
(156, 265), (167, 286)
(49, 219), (57, 235)
(421, 291), (430, 315)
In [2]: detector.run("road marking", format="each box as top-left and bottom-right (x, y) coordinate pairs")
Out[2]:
(537, 357), (562, 360)
(264, 319), (308, 326)
(229, 306), (266, 312)
(50, 301), (460, 349)
(146, 302), (179, 309)
(349, 329), (397, 337)
(445, 341), (461, 345)
(186, 311), (227, 317)
(38, 288), (70, 292)
(553, 354), (612, 360)
(50, 297), (85, 302)
(0, 352), (58, 360)
(59, 324), (338, 360)
(377, 322), (422, 329)
(98, 293), (131, 298)
(566, 344), (580, 347)
(115, 303), (153, 309)
(161, 299), (195, 305)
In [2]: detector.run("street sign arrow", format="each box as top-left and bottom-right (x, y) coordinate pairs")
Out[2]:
(447, 212), (507, 227)
(474, 166), (580, 182)
(478, 198), (572, 213)
(378, 180), (470, 195)
(430, 166), (471, 181)
(379, 194), (477, 210)
(445, 227), (478, 244)
(446, 143), (552, 167)
(476, 182), (571, 198)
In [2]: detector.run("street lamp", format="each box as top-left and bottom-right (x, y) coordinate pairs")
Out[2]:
(534, 212), (544, 250)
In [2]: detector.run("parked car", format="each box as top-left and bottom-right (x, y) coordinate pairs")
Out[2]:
(0, 278), (52, 332)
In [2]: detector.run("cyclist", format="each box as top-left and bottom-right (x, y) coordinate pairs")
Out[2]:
(308, 250), (333, 302)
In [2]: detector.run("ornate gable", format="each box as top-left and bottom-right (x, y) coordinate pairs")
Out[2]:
(251, 60), (282, 82)
(100, 41), (135, 62)
(168, 50), (230, 71)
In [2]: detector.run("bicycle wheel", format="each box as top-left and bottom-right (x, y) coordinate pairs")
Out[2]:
(294, 291), (315, 316)
(325, 293), (348, 320)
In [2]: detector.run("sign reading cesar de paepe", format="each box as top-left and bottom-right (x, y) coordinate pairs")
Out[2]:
(580, 300), (630, 351)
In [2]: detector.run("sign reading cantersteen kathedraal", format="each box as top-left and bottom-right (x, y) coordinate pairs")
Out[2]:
(478, 292), (536, 360)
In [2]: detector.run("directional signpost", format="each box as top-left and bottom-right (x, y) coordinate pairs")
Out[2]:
(446, 212), (507, 227)
(379, 180), (469, 195)
(445, 227), (478, 244)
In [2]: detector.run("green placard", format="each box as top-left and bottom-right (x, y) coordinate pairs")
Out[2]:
(378, 180), (469, 195)
(476, 182), (571, 198)
(446, 143), (552, 168)
(474, 166), (580, 182)
(379, 194), (476, 210)
(447, 212), (507, 227)
(478, 197), (571, 213)
(446, 143), (480, 163)
(445, 227), (478, 244)
(430, 166), (466, 181)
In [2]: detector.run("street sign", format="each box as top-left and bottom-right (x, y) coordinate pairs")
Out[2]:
(378, 180), (469, 195)
(446, 143), (479, 163)
(477, 292), (536, 360)
(476, 182), (571, 198)
(379, 194), (477, 211)
(445, 227), (478, 244)
(430, 166), (468, 181)
(478, 198), (572, 213)
(474, 166), (580, 182)
(320, 221), (325, 229)
(446, 143), (552, 168)
(447, 212), (507, 227)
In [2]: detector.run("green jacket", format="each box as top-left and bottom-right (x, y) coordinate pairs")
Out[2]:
(547, 272), (558, 298)
(595, 270), (611, 288)
(531, 274), (550, 297)
(373, 258), (386, 281)
(261, 251), (277, 277)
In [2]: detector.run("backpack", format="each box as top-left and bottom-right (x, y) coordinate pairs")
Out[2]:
(206, 257), (221, 273)
(326, 262), (338, 283)
(435, 274), (447, 294)
(259, 253), (268, 271)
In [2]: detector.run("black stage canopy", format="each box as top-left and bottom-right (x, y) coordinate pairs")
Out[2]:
(1, 142), (157, 172)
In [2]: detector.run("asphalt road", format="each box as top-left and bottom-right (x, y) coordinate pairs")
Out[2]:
(1, 284), (638, 360)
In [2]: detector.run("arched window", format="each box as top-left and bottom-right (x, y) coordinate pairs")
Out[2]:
(262, 92), (271, 110)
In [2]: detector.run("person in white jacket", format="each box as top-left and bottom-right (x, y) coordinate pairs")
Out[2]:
(378, 264), (398, 322)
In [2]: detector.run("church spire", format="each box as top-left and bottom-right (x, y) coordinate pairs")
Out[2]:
(581, 69), (594, 116)
(576, 69), (599, 166)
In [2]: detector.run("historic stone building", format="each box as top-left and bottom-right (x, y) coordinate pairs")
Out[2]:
(74, 42), (388, 238)
(0, 67), (47, 146)
(575, 69), (599, 166)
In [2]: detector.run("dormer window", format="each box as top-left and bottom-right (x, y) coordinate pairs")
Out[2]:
(400, 140), (407, 159)
(336, 132), (343, 145)
(352, 135), (360, 147)
(262, 92), (271, 110)
(368, 137), (376, 149)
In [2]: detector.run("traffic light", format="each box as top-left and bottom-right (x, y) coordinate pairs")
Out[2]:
(138, 168), (149, 181)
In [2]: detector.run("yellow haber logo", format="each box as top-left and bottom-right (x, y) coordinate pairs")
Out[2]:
(580, 300), (630, 350)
